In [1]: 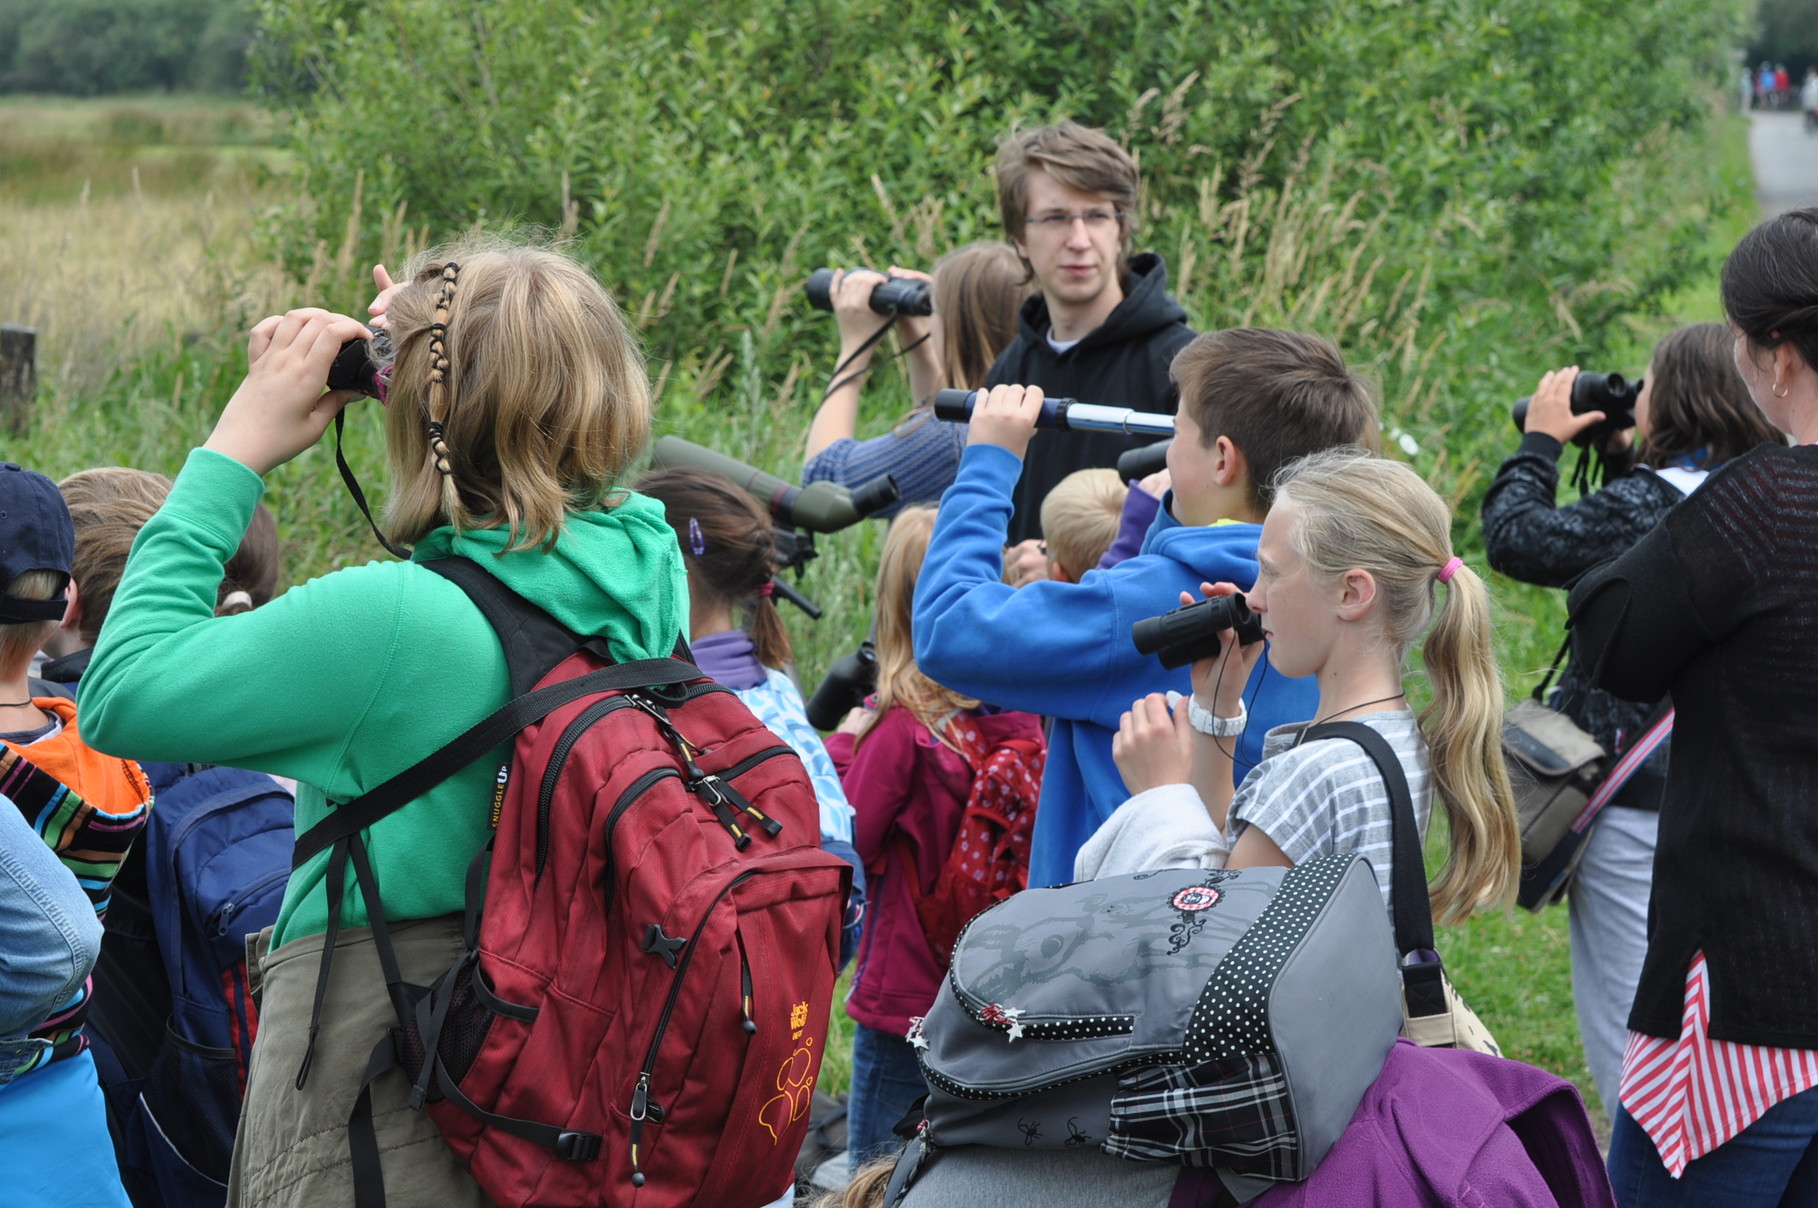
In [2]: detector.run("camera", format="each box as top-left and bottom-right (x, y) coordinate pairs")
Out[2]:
(1510, 371), (1640, 448)
(1132, 594), (1265, 670)
(805, 268), (933, 317)
(805, 640), (878, 732)
(326, 328), (393, 399)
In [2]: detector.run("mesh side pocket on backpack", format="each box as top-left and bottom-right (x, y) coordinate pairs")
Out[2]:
(394, 961), (499, 1102)
(141, 1021), (241, 1185)
(1104, 1052), (1298, 1179)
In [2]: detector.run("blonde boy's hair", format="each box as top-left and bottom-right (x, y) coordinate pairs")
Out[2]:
(1040, 468), (1127, 581)
(379, 238), (651, 551)
(59, 468), (173, 645)
(0, 571), (62, 673)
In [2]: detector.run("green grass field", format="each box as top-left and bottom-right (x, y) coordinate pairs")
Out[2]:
(1, 95), (1764, 1124)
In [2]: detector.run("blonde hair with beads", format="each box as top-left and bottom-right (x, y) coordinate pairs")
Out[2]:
(1274, 448), (1519, 924)
(855, 506), (977, 749)
(378, 239), (651, 551)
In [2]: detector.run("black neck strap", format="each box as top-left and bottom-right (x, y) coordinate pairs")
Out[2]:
(335, 409), (413, 560)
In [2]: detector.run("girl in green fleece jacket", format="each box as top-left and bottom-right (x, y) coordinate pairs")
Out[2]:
(80, 242), (686, 1208)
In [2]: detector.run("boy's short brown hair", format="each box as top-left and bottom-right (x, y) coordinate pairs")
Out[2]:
(995, 121), (1140, 262)
(1040, 468), (1127, 580)
(59, 468), (173, 645)
(1171, 328), (1379, 510)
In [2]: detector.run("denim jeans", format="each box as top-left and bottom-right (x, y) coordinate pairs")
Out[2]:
(1608, 1086), (1818, 1206)
(0, 791), (102, 1072)
(1567, 805), (1659, 1112)
(847, 1023), (929, 1166)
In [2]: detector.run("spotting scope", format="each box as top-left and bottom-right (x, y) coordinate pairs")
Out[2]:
(932, 389), (1176, 437)
(648, 437), (900, 533)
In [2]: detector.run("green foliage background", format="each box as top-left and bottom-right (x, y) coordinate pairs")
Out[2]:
(238, 0), (1753, 688)
(0, 0), (254, 95)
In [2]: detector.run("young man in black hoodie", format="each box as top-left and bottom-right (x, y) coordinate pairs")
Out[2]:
(987, 120), (1196, 548)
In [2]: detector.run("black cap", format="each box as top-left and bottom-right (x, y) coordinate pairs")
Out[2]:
(0, 463), (74, 623)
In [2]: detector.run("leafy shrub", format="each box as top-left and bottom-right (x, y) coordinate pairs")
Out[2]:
(255, 0), (1744, 425)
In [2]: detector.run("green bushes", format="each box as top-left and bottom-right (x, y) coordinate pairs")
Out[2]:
(244, 0), (1752, 695)
(256, 0), (1744, 445)
(0, 0), (254, 96)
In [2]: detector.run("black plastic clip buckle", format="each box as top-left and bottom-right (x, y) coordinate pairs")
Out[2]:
(555, 1130), (603, 1162)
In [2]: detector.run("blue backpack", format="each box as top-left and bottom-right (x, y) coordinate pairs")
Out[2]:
(101, 763), (294, 1207)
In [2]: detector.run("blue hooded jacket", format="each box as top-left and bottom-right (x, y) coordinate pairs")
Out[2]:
(913, 444), (1319, 887)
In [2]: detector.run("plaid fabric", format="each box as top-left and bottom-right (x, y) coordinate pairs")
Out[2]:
(1104, 1051), (1299, 1179)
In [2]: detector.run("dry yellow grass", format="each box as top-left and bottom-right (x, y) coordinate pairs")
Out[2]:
(0, 96), (295, 399)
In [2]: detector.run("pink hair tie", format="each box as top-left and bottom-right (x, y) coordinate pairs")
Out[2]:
(757, 581), (775, 597)
(1437, 556), (1464, 585)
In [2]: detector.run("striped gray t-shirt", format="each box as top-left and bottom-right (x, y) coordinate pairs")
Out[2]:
(1225, 710), (1432, 920)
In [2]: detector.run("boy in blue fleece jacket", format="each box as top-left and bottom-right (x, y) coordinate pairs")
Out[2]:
(914, 329), (1378, 886)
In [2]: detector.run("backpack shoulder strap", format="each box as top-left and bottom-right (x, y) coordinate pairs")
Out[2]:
(1302, 720), (1433, 958)
(291, 655), (702, 869)
(421, 556), (606, 697)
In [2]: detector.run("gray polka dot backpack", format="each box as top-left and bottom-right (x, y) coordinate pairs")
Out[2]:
(882, 854), (1402, 1205)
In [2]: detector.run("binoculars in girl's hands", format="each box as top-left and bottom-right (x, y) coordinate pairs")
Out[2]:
(326, 329), (392, 399)
(1132, 594), (1265, 670)
(805, 268), (933, 317)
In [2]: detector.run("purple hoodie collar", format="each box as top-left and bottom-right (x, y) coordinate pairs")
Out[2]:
(691, 628), (766, 690)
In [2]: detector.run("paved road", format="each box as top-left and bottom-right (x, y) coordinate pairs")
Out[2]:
(1751, 111), (1818, 216)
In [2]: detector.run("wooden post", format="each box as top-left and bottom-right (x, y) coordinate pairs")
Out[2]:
(1, 325), (34, 436)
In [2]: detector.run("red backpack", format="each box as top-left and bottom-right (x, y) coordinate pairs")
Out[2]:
(291, 559), (851, 1208)
(907, 715), (1045, 965)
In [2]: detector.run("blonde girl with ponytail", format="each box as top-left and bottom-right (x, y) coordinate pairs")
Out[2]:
(823, 506), (1048, 1166)
(1109, 447), (1518, 925)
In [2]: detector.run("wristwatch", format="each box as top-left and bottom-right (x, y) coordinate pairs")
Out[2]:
(1187, 695), (1246, 737)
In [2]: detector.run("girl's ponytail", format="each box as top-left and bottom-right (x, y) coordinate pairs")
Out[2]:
(1418, 561), (1519, 923)
(634, 467), (795, 671)
(1275, 449), (1519, 924)
(745, 585), (793, 675)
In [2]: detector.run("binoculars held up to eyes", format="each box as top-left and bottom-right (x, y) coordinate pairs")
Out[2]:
(1132, 594), (1266, 670)
(805, 269), (933, 317)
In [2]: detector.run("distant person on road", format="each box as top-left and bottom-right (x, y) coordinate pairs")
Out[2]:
(1802, 69), (1818, 120)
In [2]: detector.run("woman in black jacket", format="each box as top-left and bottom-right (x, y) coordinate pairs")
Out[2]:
(1567, 209), (1818, 1207)
(1481, 322), (1782, 1114)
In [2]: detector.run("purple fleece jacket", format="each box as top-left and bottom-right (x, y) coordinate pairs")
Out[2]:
(1229, 1040), (1614, 1208)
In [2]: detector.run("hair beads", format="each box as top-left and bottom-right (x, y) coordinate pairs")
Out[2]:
(425, 262), (461, 483)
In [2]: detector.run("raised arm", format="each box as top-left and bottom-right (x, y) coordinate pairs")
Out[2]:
(805, 268), (939, 461)
(79, 450), (410, 781)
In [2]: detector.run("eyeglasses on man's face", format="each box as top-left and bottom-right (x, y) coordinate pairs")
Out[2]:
(1023, 209), (1125, 232)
